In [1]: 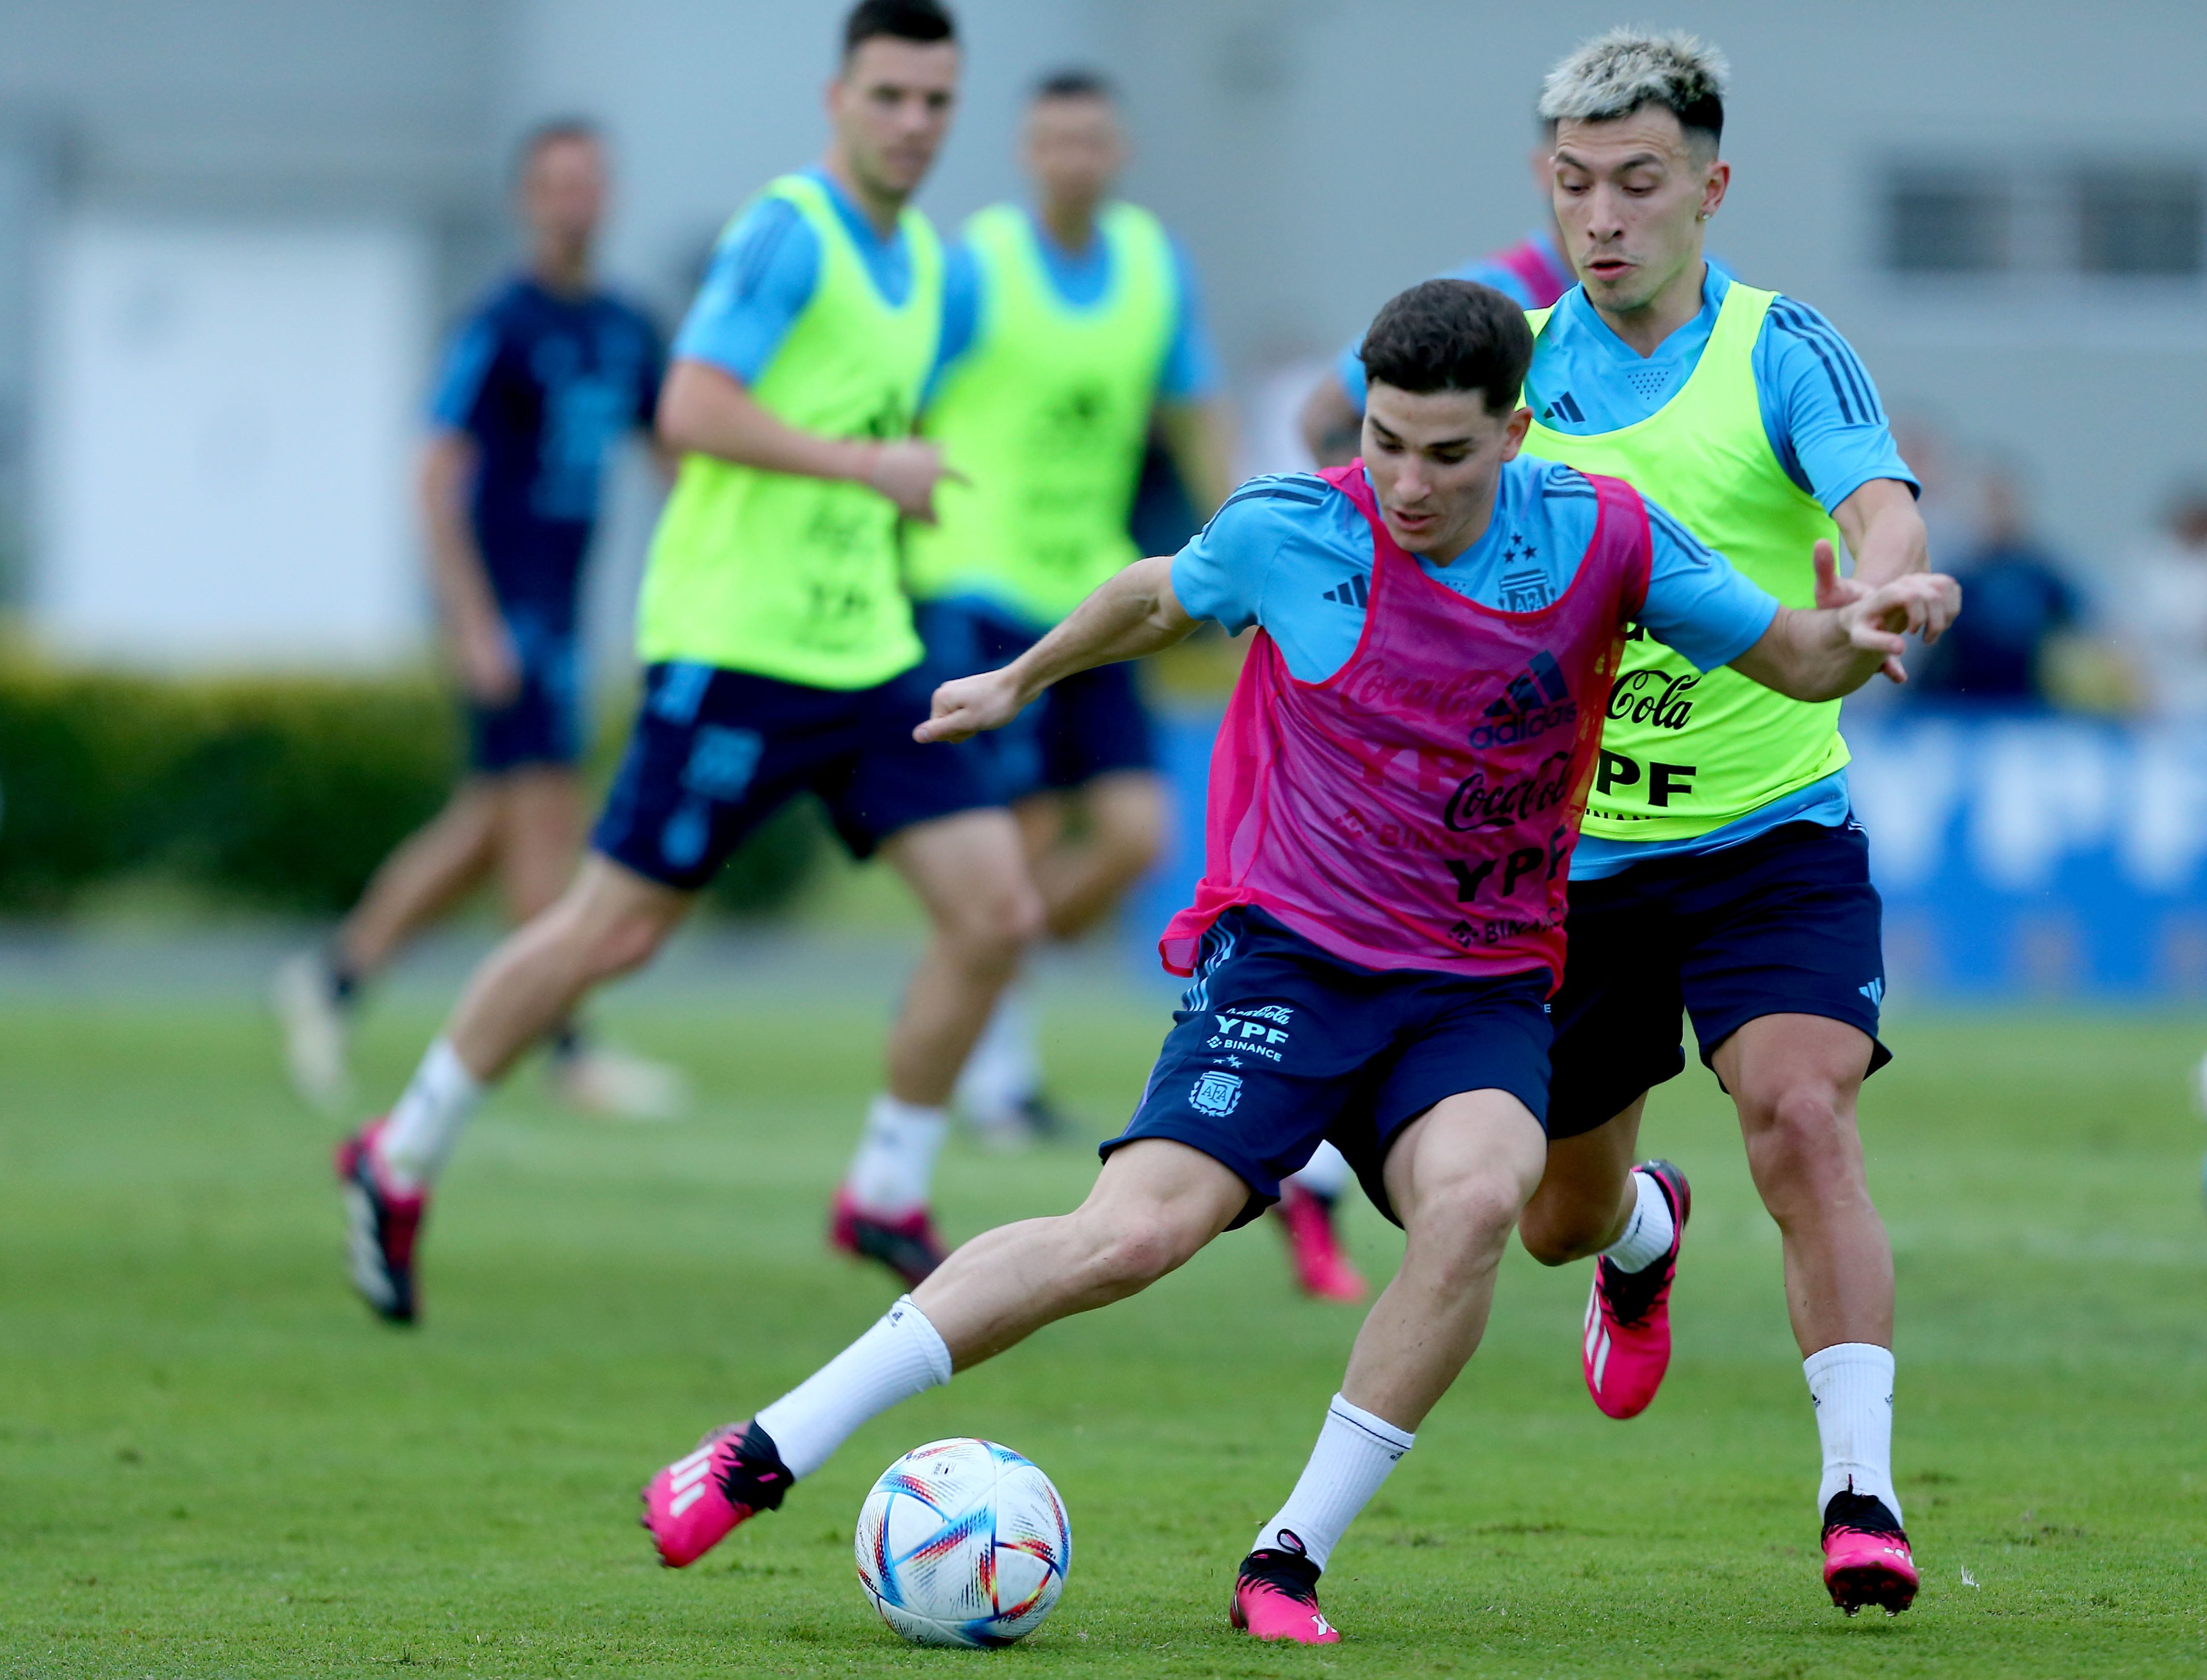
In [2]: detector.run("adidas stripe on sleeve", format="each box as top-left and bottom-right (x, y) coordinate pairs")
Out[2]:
(1755, 298), (1919, 514)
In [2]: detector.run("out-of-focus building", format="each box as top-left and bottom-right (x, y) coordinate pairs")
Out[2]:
(2, 0), (2202, 670)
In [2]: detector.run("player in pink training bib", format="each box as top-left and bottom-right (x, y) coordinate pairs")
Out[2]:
(636, 279), (1957, 1643)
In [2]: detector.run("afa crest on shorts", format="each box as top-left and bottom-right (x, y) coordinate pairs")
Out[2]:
(1190, 1070), (1243, 1116)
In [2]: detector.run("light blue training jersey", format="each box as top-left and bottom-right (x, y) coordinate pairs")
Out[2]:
(1170, 457), (1779, 683)
(672, 167), (916, 384)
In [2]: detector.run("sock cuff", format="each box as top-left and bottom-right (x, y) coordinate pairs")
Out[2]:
(889, 1296), (953, 1387)
(1327, 1393), (1414, 1455)
(869, 1093), (948, 1126)
(424, 1037), (485, 1102)
(1803, 1342), (1895, 1386)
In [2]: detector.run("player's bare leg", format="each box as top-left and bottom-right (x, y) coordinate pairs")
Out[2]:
(275, 783), (500, 1111)
(335, 853), (691, 1321)
(1518, 1096), (1645, 1263)
(491, 769), (691, 1122)
(443, 855), (694, 1083)
(1711, 1014), (1890, 1351)
(1334, 1093), (1546, 1424)
(1519, 1094), (1689, 1420)
(643, 1139), (1244, 1565)
(833, 809), (1043, 1282)
(1235, 1092), (1546, 1641)
(338, 784), (505, 977)
(643, 1103), (1547, 1614)
(1709, 1012), (1913, 1610)
(490, 767), (584, 923)
(1019, 771), (1165, 940)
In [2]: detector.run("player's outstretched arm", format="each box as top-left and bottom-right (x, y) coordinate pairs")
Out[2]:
(1832, 476), (1929, 592)
(916, 557), (1199, 744)
(656, 359), (963, 523)
(1729, 541), (1961, 702)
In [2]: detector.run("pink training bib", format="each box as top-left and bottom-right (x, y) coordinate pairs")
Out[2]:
(1495, 236), (1576, 309)
(1159, 462), (1651, 986)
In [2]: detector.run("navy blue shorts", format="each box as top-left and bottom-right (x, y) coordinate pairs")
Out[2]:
(1546, 818), (1891, 1141)
(915, 600), (1157, 802)
(1102, 907), (1555, 1229)
(466, 616), (583, 774)
(589, 659), (998, 891)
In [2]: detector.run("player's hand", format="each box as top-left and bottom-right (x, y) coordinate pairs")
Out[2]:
(864, 440), (968, 525)
(456, 615), (523, 705)
(1810, 537), (1876, 611)
(1824, 547), (1961, 684)
(915, 668), (1024, 744)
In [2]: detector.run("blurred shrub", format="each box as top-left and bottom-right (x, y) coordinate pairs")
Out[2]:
(0, 664), (827, 919)
(0, 666), (458, 914)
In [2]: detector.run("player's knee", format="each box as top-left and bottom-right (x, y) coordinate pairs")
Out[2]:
(1517, 1194), (1610, 1267)
(1406, 1170), (1528, 1281)
(587, 910), (672, 981)
(1745, 1082), (1860, 1199)
(1093, 807), (1165, 884)
(1074, 1204), (1204, 1296)
(941, 877), (1044, 971)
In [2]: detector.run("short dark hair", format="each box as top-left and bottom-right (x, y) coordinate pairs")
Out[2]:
(512, 117), (600, 185)
(1033, 67), (1114, 104)
(1360, 280), (1533, 415)
(843, 0), (955, 61)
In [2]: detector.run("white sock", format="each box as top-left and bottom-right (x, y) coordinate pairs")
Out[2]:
(754, 1296), (953, 1480)
(1288, 1140), (1354, 1202)
(1805, 1343), (1900, 1522)
(953, 987), (1040, 1127)
(375, 1038), (484, 1192)
(1599, 1168), (1677, 1273)
(845, 1094), (950, 1216)
(1252, 1394), (1414, 1573)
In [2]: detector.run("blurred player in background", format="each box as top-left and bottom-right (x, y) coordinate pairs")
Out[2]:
(909, 69), (1230, 1137)
(636, 279), (1954, 1641)
(1296, 116), (1572, 466)
(1504, 31), (1933, 1616)
(335, 0), (1042, 1324)
(272, 121), (682, 1122)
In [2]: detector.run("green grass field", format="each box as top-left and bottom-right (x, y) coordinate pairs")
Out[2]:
(5, 975), (2207, 1677)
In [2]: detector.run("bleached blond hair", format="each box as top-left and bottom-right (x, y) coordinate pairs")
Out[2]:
(1538, 28), (1730, 152)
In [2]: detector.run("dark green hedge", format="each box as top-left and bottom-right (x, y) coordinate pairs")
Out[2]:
(0, 665), (827, 917)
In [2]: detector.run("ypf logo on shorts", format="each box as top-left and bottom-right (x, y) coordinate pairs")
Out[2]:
(1189, 1071), (1244, 1117)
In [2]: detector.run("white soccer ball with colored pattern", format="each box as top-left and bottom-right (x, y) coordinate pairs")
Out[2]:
(854, 1438), (1071, 1647)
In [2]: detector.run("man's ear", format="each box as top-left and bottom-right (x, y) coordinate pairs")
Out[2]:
(1498, 405), (1533, 462)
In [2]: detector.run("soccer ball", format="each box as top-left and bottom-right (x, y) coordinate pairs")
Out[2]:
(854, 1438), (1071, 1647)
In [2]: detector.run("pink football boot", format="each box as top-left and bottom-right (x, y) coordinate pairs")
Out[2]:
(1273, 1185), (1368, 1303)
(1822, 1490), (1919, 1615)
(829, 1185), (946, 1288)
(1582, 1158), (1690, 1419)
(640, 1421), (791, 1568)
(1230, 1548), (1342, 1644)
(334, 1118), (426, 1325)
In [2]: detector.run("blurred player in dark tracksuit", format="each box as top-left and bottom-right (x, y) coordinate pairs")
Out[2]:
(274, 119), (683, 1122)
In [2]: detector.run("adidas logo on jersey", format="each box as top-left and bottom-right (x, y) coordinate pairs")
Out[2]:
(1467, 650), (1576, 749)
(1542, 391), (1587, 424)
(1322, 573), (1370, 608)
